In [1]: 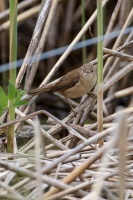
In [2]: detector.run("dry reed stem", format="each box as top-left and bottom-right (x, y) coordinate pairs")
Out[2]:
(0, 0), (39, 20)
(22, 40), (133, 101)
(93, 86), (133, 110)
(16, 0), (52, 87)
(41, 0), (109, 85)
(103, 61), (133, 92)
(44, 132), (120, 198)
(15, 109), (68, 150)
(104, 33), (133, 81)
(0, 160), (70, 190)
(92, 40), (133, 66)
(87, 106), (133, 130)
(117, 114), (128, 199)
(33, 118), (43, 200)
(0, 1), (132, 199)
(40, 126), (115, 174)
(85, 114), (127, 200)
(25, 0), (59, 91)
(0, 5), (41, 32)
(103, 0), (123, 47)
(0, 181), (24, 200)
(103, 7), (133, 76)
(103, 47), (133, 61)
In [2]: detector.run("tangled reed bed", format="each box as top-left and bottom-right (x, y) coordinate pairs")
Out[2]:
(0, 0), (133, 199)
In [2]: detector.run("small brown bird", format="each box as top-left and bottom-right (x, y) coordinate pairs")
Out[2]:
(28, 63), (97, 99)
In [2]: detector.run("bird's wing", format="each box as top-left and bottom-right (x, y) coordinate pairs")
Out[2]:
(29, 68), (79, 95)
(28, 80), (57, 94)
(28, 85), (50, 94)
(51, 69), (80, 92)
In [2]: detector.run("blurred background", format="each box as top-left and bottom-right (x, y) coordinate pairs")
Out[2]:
(0, 0), (132, 120)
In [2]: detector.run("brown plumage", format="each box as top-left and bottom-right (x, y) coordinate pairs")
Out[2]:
(29, 63), (97, 99)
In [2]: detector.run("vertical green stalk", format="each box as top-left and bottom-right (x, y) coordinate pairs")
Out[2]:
(8, 0), (18, 153)
(97, 0), (103, 144)
(81, 0), (87, 64)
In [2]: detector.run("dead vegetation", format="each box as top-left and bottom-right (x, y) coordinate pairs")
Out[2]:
(0, 0), (133, 199)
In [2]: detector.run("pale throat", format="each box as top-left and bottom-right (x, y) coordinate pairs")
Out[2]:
(81, 71), (96, 86)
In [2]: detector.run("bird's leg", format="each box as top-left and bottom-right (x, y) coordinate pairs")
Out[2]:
(78, 92), (96, 109)
(87, 92), (97, 100)
(65, 98), (78, 115)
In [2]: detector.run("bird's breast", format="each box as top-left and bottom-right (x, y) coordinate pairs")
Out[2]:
(60, 72), (97, 99)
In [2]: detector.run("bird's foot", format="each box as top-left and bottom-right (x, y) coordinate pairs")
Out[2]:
(87, 92), (96, 100)
(65, 98), (78, 115)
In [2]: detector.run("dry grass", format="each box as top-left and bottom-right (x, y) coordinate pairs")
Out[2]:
(0, 0), (133, 199)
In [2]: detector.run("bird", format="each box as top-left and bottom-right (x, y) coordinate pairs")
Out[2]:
(28, 63), (97, 99)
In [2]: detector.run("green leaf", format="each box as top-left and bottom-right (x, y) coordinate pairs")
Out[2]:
(0, 105), (3, 116)
(13, 100), (28, 107)
(8, 81), (17, 100)
(0, 86), (8, 109)
(15, 89), (25, 101)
